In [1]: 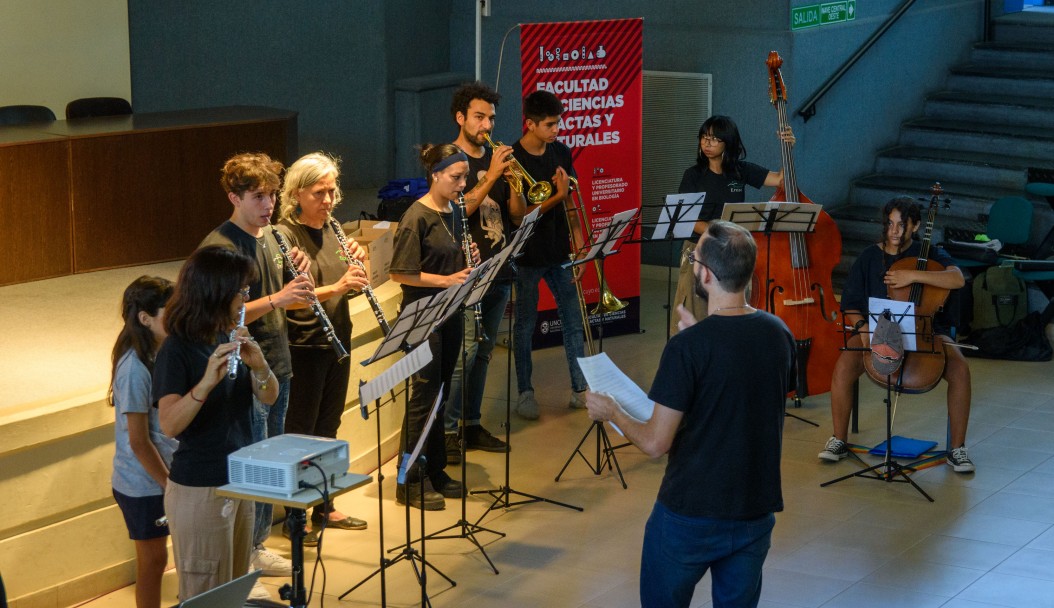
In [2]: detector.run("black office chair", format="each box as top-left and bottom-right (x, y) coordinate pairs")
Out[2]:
(0, 104), (57, 126)
(65, 97), (132, 120)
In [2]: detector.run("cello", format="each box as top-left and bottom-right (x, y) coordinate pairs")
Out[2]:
(863, 183), (950, 393)
(751, 51), (843, 402)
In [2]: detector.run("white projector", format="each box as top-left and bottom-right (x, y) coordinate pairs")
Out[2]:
(228, 434), (350, 497)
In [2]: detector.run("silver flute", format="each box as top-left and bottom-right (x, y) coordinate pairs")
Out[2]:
(270, 227), (350, 362)
(327, 217), (391, 335)
(456, 193), (487, 343)
(227, 303), (246, 379)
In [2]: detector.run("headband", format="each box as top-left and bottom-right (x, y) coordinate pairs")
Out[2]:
(431, 151), (469, 175)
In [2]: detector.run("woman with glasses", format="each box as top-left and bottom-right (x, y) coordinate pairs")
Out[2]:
(155, 245), (277, 601)
(276, 152), (369, 542)
(671, 115), (794, 331)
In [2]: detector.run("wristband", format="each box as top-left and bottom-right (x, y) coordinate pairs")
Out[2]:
(188, 390), (204, 403)
(252, 368), (271, 391)
(268, 295), (276, 311)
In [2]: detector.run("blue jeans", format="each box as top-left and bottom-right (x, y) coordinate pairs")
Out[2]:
(251, 378), (289, 548)
(640, 502), (774, 608)
(513, 264), (587, 394)
(445, 280), (512, 431)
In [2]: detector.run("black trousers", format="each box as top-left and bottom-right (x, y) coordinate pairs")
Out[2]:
(400, 314), (462, 482)
(286, 345), (351, 441)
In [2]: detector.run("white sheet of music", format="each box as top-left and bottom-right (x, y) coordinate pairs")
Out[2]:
(359, 341), (432, 405)
(652, 192), (705, 240)
(576, 352), (654, 436)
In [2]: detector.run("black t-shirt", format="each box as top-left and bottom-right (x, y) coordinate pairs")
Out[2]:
(390, 200), (467, 305)
(276, 220), (353, 348)
(199, 221), (293, 380)
(153, 334), (255, 487)
(460, 145), (515, 280)
(841, 240), (957, 333)
(511, 140), (576, 267)
(678, 161), (770, 231)
(648, 311), (795, 520)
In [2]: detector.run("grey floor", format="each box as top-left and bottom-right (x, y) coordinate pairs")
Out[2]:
(79, 272), (1054, 608)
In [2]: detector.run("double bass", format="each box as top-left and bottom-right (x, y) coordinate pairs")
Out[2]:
(862, 183), (950, 393)
(751, 51), (843, 401)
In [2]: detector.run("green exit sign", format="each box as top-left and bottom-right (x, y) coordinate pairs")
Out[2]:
(791, 0), (857, 30)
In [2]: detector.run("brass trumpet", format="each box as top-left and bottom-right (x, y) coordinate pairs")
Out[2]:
(566, 176), (628, 318)
(482, 132), (552, 204)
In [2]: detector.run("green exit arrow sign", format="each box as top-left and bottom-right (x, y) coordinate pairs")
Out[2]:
(791, 0), (856, 30)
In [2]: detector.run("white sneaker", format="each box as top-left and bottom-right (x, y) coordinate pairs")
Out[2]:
(251, 546), (292, 577)
(248, 580), (272, 600)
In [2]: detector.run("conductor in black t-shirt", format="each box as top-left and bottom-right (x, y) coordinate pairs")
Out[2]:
(586, 220), (795, 608)
(510, 90), (589, 421)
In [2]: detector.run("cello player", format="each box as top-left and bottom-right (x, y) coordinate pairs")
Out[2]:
(818, 197), (975, 473)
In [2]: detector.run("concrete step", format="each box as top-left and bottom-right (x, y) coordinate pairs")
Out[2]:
(900, 117), (1054, 160)
(992, 11), (1054, 45)
(847, 174), (1021, 225)
(923, 90), (1054, 129)
(873, 145), (1054, 192)
(947, 63), (1054, 98)
(970, 40), (1054, 68)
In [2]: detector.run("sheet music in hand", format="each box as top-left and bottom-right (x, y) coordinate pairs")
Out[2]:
(576, 352), (654, 436)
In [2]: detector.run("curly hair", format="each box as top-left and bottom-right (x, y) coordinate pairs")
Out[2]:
(220, 152), (283, 197)
(450, 81), (501, 122)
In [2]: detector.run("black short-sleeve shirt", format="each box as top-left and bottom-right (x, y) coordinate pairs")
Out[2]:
(199, 221), (293, 380)
(390, 200), (467, 305)
(677, 161), (770, 229)
(461, 146), (515, 280)
(648, 311), (795, 520)
(511, 140), (576, 267)
(276, 220), (353, 347)
(153, 334), (255, 487)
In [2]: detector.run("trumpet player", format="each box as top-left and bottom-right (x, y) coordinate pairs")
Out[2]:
(276, 152), (370, 540)
(198, 152), (313, 585)
(442, 81), (525, 463)
(510, 90), (589, 421)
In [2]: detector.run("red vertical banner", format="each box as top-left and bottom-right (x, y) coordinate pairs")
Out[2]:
(520, 18), (642, 347)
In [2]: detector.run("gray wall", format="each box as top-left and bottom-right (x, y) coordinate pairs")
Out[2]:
(128, 0), (985, 209)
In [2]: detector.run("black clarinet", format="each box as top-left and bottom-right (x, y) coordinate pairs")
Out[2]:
(270, 227), (350, 362)
(456, 193), (487, 343)
(327, 217), (391, 335)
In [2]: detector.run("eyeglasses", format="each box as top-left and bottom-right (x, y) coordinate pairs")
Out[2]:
(700, 135), (723, 145)
(239, 286), (251, 300)
(686, 250), (722, 281)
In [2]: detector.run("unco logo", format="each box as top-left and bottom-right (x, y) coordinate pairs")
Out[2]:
(538, 43), (607, 63)
(540, 320), (550, 334)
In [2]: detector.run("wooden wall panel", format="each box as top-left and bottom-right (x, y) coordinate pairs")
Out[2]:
(70, 118), (292, 272)
(0, 139), (72, 286)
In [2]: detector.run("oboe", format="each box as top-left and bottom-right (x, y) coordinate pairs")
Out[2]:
(327, 216), (391, 335)
(456, 193), (486, 343)
(227, 303), (246, 380)
(270, 227), (350, 362)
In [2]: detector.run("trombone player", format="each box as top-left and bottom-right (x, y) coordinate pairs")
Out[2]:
(510, 90), (590, 421)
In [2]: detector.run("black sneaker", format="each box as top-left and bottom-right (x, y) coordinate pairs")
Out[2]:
(430, 470), (465, 498)
(445, 432), (462, 465)
(464, 424), (508, 452)
(396, 479), (445, 511)
(818, 436), (849, 462)
(946, 445), (975, 473)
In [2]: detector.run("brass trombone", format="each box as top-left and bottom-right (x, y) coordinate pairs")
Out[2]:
(482, 132), (552, 204)
(564, 176), (627, 356)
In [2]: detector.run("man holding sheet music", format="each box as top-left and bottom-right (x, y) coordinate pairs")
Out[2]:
(585, 220), (795, 608)
(818, 197), (975, 472)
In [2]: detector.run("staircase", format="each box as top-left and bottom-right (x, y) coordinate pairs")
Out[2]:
(830, 10), (1054, 288)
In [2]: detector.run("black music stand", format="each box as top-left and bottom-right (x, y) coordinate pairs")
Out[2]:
(721, 202), (822, 425)
(555, 209), (638, 489)
(637, 193), (706, 342)
(407, 256), (507, 573)
(471, 208), (585, 522)
(341, 296), (457, 606)
(820, 308), (938, 502)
